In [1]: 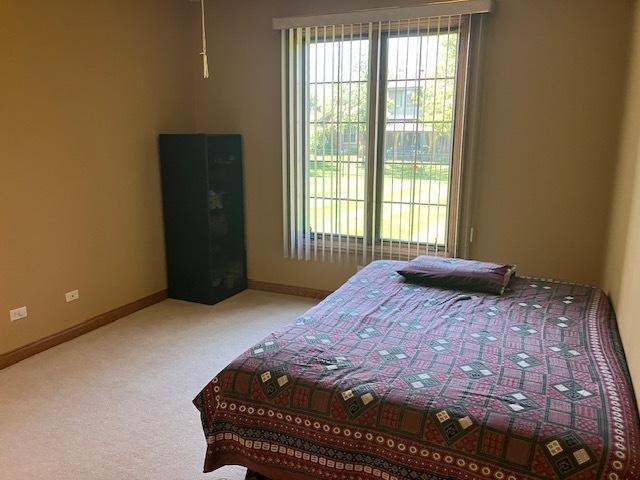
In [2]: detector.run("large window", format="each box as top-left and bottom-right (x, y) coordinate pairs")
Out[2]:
(281, 16), (472, 261)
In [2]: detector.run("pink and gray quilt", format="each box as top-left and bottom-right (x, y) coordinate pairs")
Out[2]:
(194, 260), (640, 480)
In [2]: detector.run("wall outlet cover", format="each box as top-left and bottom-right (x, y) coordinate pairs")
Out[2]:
(65, 290), (80, 302)
(10, 306), (28, 322)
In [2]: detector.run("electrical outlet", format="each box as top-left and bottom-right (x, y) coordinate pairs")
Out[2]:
(10, 306), (28, 322)
(65, 290), (79, 303)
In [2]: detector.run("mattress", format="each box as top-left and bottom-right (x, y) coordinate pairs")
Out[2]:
(194, 260), (640, 480)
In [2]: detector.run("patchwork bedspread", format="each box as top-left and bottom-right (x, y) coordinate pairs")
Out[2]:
(194, 261), (640, 480)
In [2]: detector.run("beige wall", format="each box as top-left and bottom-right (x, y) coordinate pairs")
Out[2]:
(2, 0), (637, 359)
(469, 0), (632, 285)
(0, 0), (194, 354)
(604, 1), (640, 395)
(194, 0), (634, 292)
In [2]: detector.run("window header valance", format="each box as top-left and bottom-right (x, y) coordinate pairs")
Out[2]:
(272, 0), (492, 30)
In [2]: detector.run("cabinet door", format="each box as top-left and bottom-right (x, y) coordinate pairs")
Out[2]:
(206, 135), (246, 293)
(160, 135), (212, 302)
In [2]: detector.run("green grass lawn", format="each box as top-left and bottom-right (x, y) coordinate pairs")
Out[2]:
(307, 158), (449, 244)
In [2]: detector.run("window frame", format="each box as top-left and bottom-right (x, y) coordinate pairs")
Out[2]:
(304, 18), (471, 259)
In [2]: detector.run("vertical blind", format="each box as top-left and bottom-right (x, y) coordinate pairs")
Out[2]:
(279, 3), (491, 264)
(282, 24), (373, 264)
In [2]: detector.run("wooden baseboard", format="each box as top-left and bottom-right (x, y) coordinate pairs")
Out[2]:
(248, 280), (332, 300)
(0, 290), (168, 370)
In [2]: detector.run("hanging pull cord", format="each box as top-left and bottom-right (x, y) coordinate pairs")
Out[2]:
(200, 0), (210, 79)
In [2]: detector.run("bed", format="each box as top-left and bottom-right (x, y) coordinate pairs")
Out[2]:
(194, 260), (640, 480)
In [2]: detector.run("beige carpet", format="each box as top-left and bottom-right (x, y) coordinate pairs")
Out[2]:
(0, 290), (317, 480)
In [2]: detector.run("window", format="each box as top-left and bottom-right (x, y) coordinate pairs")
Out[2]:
(380, 23), (465, 249)
(280, 13), (478, 263)
(308, 33), (369, 241)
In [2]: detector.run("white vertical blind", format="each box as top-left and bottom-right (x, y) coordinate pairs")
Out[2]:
(369, 21), (382, 265)
(281, 11), (484, 263)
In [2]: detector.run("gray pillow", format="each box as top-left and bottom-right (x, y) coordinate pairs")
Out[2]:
(397, 256), (516, 295)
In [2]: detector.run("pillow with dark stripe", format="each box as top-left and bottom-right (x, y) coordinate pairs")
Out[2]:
(397, 256), (516, 295)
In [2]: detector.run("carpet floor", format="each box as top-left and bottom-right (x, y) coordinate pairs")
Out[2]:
(0, 290), (317, 480)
